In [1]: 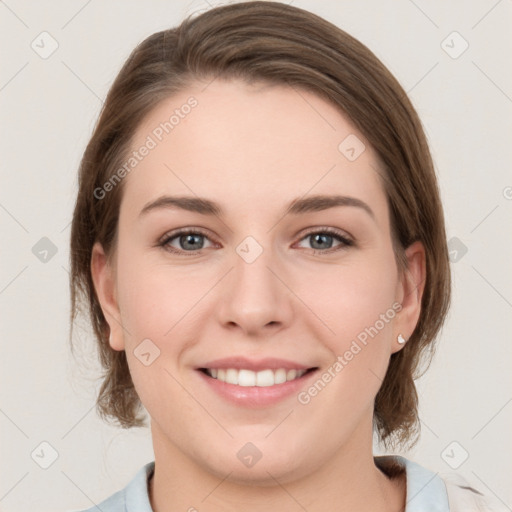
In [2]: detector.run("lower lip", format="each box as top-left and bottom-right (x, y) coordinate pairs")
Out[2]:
(196, 369), (318, 408)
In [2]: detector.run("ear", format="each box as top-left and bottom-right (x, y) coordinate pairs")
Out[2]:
(90, 242), (125, 351)
(392, 241), (426, 354)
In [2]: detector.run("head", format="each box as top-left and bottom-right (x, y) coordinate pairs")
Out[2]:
(70, 0), (450, 479)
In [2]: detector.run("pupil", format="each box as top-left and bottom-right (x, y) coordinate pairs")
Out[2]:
(182, 234), (203, 250)
(312, 234), (331, 249)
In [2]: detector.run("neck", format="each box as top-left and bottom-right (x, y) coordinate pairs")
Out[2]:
(148, 420), (406, 512)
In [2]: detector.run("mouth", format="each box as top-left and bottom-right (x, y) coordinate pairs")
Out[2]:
(195, 356), (320, 407)
(198, 367), (318, 387)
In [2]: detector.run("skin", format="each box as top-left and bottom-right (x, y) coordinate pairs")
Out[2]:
(92, 78), (425, 512)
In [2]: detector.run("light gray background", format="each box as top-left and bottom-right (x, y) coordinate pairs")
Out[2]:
(1, 1), (511, 511)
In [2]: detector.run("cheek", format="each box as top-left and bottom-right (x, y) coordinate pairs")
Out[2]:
(115, 250), (204, 343)
(296, 263), (399, 417)
(297, 254), (399, 345)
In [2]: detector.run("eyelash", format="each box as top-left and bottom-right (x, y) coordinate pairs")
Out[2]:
(158, 227), (354, 256)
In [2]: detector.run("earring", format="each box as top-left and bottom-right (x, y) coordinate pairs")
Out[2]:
(397, 334), (407, 345)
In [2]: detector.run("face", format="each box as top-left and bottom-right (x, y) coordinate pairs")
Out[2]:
(92, 78), (424, 485)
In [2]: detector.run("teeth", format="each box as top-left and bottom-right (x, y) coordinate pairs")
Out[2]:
(205, 368), (308, 387)
(274, 368), (287, 384)
(226, 368), (238, 385)
(238, 369), (255, 386)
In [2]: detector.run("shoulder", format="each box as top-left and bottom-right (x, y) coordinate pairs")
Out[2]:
(442, 472), (509, 512)
(376, 455), (507, 512)
(72, 487), (126, 512)
(70, 461), (155, 512)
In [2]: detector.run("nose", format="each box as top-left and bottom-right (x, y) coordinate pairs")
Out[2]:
(215, 239), (294, 337)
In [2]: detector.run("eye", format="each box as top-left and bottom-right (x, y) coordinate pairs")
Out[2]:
(159, 228), (216, 254)
(158, 226), (354, 256)
(295, 227), (354, 253)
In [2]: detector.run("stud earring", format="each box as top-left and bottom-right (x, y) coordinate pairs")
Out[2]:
(397, 334), (407, 345)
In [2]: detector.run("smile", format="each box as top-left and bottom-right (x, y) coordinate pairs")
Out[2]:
(202, 368), (313, 387)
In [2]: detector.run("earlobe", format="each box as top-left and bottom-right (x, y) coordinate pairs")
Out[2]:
(90, 242), (125, 351)
(392, 241), (426, 353)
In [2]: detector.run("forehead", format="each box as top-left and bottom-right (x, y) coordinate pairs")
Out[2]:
(122, 79), (387, 221)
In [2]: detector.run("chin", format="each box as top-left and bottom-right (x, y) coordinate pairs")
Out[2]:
(210, 455), (306, 487)
(196, 435), (317, 487)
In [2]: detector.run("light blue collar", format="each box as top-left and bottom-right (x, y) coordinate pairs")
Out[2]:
(85, 455), (449, 512)
(376, 455), (449, 512)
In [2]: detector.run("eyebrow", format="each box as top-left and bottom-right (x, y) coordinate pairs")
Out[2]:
(139, 194), (375, 220)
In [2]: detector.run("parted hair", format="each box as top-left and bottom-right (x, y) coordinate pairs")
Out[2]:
(70, 0), (451, 450)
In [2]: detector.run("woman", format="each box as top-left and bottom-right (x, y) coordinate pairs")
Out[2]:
(69, 2), (502, 510)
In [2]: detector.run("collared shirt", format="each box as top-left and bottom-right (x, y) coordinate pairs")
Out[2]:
(74, 455), (505, 511)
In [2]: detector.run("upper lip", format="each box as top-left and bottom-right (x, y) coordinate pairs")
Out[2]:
(197, 357), (316, 372)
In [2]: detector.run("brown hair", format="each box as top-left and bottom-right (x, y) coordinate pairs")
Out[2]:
(70, 0), (450, 450)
